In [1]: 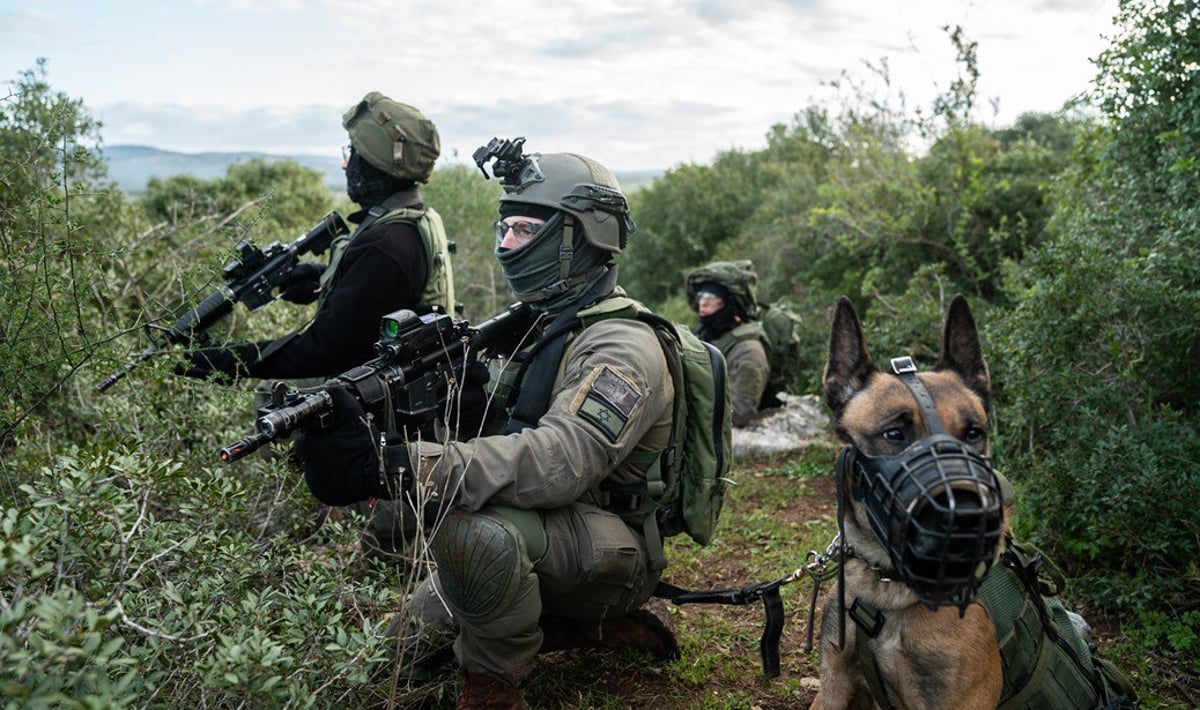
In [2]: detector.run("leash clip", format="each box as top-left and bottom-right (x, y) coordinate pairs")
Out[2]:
(804, 533), (844, 583)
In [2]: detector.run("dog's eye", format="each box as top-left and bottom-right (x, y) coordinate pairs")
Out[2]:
(882, 428), (905, 443)
(962, 426), (987, 444)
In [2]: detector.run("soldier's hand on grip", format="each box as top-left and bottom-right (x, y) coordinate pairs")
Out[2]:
(278, 262), (325, 305)
(294, 386), (395, 506)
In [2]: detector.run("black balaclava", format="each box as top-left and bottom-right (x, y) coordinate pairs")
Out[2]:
(496, 202), (612, 314)
(697, 282), (738, 342)
(344, 149), (413, 209)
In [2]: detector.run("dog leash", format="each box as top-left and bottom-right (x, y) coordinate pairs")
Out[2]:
(655, 527), (849, 678)
(655, 568), (805, 679)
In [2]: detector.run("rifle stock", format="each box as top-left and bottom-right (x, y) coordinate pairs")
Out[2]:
(219, 302), (534, 463)
(97, 211), (348, 392)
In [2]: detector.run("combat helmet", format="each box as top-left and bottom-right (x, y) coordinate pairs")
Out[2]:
(686, 260), (760, 318)
(473, 137), (635, 253)
(343, 92), (440, 183)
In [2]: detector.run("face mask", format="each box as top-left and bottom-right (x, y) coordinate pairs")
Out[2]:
(344, 151), (399, 207)
(698, 307), (738, 341)
(496, 213), (610, 312)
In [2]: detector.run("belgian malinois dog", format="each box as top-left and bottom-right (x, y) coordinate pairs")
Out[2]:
(810, 294), (1008, 709)
(809, 295), (1138, 710)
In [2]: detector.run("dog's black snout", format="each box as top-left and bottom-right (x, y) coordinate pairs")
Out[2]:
(899, 456), (1004, 602)
(909, 485), (999, 562)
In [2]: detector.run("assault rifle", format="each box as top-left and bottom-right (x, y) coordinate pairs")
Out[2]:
(218, 302), (534, 463)
(97, 211), (349, 392)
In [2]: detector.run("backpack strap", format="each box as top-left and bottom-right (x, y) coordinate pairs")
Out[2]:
(575, 303), (677, 572)
(604, 312), (685, 572)
(713, 321), (765, 352)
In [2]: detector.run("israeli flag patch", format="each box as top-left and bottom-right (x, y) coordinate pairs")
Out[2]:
(573, 364), (643, 443)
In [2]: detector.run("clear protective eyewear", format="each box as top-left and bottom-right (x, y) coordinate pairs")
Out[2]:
(494, 219), (545, 246)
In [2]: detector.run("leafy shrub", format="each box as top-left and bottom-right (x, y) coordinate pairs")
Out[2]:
(0, 446), (404, 707)
(989, 0), (1200, 627)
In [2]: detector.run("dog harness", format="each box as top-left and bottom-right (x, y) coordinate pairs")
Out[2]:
(847, 540), (1137, 709)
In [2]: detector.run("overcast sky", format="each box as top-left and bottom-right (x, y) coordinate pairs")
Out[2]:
(1, 0), (1118, 172)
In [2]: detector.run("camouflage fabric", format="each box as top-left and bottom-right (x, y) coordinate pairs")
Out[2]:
(685, 260), (759, 318)
(343, 92), (440, 183)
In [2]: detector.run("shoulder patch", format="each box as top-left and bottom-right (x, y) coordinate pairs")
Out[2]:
(572, 364), (643, 443)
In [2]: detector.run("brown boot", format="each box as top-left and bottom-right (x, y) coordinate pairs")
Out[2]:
(540, 598), (680, 661)
(457, 670), (529, 710)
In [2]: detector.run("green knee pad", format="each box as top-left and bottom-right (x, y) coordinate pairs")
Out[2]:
(431, 508), (542, 625)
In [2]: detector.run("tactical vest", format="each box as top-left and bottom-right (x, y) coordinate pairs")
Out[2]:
(320, 202), (456, 315)
(712, 321), (766, 357)
(255, 199), (455, 391)
(850, 541), (1138, 709)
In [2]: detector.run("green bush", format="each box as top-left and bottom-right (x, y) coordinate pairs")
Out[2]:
(991, 226), (1199, 611)
(989, 0), (1200, 628)
(0, 446), (403, 707)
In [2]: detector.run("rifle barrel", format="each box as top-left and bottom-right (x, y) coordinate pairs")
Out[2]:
(218, 431), (272, 463)
(96, 346), (158, 392)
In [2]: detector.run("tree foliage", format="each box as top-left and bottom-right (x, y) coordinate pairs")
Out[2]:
(421, 163), (506, 317)
(990, 0), (1200, 625)
(0, 60), (130, 455)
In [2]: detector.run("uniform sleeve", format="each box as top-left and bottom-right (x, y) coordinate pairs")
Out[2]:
(726, 338), (769, 427)
(414, 319), (675, 512)
(248, 222), (428, 379)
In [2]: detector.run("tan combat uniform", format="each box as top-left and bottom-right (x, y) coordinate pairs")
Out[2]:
(401, 298), (675, 686)
(715, 325), (770, 427)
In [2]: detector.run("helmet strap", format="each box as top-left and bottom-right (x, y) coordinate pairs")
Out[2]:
(559, 214), (575, 282)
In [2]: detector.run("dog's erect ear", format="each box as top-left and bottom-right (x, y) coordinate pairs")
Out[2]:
(936, 294), (990, 401)
(823, 296), (876, 417)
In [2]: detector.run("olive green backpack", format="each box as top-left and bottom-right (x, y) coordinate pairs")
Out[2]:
(575, 297), (734, 550)
(755, 299), (803, 406)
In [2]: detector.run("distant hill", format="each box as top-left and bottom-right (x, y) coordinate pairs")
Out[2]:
(103, 145), (661, 196)
(104, 145), (344, 194)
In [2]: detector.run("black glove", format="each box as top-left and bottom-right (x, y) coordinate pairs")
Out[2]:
(448, 360), (492, 437)
(279, 262), (326, 305)
(175, 341), (265, 383)
(294, 386), (410, 506)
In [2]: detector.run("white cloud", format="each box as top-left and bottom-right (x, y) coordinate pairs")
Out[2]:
(1, 0), (1119, 170)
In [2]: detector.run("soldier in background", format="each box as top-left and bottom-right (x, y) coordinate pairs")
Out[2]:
(686, 260), (770, 426)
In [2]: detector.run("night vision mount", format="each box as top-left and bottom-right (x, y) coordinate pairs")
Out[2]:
(473, 136), (529, 184)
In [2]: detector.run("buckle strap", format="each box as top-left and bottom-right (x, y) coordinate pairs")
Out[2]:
(849, 598), (886, 638)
